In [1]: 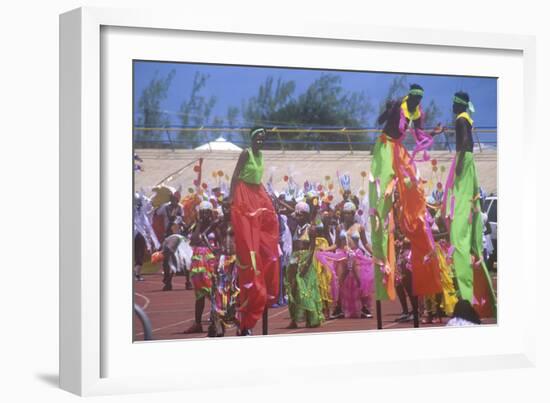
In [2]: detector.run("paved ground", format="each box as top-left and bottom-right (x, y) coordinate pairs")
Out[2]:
(133, 271), (497, 342)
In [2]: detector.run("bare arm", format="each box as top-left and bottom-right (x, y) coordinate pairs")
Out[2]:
(359, 225), (373, 255)
(229, 150), (248, 201)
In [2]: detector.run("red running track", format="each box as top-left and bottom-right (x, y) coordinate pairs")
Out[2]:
(133, 272), (497, 342)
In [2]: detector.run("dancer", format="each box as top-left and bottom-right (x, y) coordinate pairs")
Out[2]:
(230, 127), (280, 336)
(133, 192), (160, 281)
(208, 198), (240, 337)
(370, 84), (444, 303)
(442, 92), (497, 318)
(184, 201), (220, 333)
(284, 202), (324, 329)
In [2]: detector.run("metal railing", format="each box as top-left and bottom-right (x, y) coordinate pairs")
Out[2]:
(133, 126), (497, 153)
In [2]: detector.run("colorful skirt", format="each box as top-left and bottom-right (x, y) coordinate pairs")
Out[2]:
(285, 249), (324, 327)
(314, 237), (335, 309)
(211, 255), (240, 327)
(316, 248), (374, 318)
(368, 134), (442, 298)
(189, 246), (217, 299)
(231, 180), (280, 330)
(442, 152), (497, 318)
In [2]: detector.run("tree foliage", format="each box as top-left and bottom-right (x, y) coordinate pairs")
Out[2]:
(136, 69), (175, 143)
(242, 74), (373, 150)
(179, 72), (217, 147)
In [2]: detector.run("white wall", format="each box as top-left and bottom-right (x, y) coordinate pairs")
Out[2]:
(0, 0), (547, 402)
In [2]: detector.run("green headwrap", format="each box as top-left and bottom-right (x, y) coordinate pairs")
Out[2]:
(409, 88), (424, 97)
(453, 95), (476, 113)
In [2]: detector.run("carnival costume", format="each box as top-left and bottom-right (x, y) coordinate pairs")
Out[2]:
(285, 207), (324, 327)
(442, 106), (496, 318)
(231, 147), (280, 331)
(369, 89), (442, 301)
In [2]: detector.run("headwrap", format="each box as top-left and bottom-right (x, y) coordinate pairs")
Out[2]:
(250, 127), (266, 139)
(343, 201), (357, 213)
(199, 201), (213, 211)
(453, 94), (475, 113)
(295, 201), (310, 214)
(408, 88), (424, 97)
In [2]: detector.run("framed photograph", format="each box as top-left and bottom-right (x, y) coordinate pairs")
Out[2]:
(60, 7), (536, 396)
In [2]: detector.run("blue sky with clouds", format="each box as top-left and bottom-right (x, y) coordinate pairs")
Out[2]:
(133, 61), (497, 129)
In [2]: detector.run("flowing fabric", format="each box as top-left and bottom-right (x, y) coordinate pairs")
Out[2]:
(210, 255), (240, 327)
(189, 246), (217, 299)
(313, 238), (334, 309)
(285, 250), (324, 327)
(431, 241), (459, 316)
(231, 180), (280, 330)
(316, 248), (374, 318)
(368, 135), (397, 300)
(392, 139), (442, 296)
(442, 152), (497, 318)
(369, 134), (441, 299)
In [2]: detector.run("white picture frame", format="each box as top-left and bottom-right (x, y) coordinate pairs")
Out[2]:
(60, 6), (537, 396)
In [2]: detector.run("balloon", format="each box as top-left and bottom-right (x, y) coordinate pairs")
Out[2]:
(193, 165), (201, 173)
(217, 170), (224, 177)
(201, 183), (208, 189)
(188, 187), (195, 194)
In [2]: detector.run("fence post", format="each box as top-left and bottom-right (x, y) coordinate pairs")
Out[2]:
(343, 128), (353, 154)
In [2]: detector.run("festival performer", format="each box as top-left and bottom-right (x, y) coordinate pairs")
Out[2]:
(370, 84), (444, 303)
(229, 127), (280, 336)
(133, 192), (160, 281)
(312, 220), (335, 318)
(442, 92), (497, 318)
(154, 191), (183, 243)
(183, 201), (220, 334)
(160, 219), (193, 291)
(317, 202), (374, 319)
(207, 198), (240, 337)
(284, 202), (324, 329)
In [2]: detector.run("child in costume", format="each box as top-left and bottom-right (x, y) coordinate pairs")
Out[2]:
(317, 202), (374, 319)
(183, 201), (220, 334)
(284, 202), (324, 329)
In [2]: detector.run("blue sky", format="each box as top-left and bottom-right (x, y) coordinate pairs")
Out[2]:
(133, 60), (497, 129)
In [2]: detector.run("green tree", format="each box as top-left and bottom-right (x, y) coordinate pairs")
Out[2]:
(136, 69), (175, 145)
(226, 106), (240, 142)
(242, 74), (373, 150)
(242, 76), (296, 125)
(179, 72), (217, 147)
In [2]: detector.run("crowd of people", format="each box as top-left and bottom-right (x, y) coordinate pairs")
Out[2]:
(133, 85), (497, 338)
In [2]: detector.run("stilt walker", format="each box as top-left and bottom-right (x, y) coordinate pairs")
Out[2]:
(442, 92), (497, 318)
(229, 127), (280, 335)
(369, 84), (444, 324)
